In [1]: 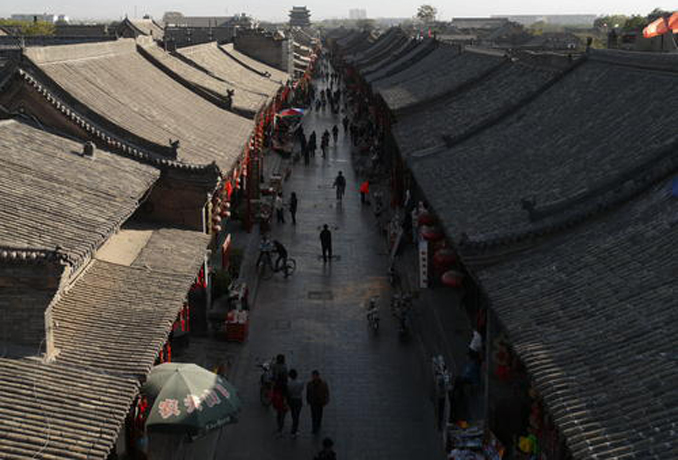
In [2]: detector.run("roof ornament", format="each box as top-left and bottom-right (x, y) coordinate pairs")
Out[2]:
(82, 141), (96, 158)
(225, 89), (235, 110)
(169, 139), (180, 157)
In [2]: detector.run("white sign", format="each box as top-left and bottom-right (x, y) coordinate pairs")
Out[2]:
(419, 239), (429, 288)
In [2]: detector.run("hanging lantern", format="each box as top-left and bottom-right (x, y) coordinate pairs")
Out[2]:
(212, 214), (222, 224)
(212, 224), (222, 233)
(441, 270), (463, 287)
(221, 201), (231, 217)
(421, 225), (444, 241)
(418, 211), (435, 226)
(433, 248), (457, 269)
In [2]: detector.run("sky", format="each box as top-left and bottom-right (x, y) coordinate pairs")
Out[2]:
(0, 0), (674, 23)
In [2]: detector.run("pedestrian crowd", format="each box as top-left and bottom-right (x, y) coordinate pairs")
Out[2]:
(267, 353), (335, 458)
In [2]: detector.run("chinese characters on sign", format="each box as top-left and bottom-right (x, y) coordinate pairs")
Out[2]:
(158, 383), (232, 419)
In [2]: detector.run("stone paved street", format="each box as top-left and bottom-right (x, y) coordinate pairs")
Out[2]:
(214, 79), (447, 459)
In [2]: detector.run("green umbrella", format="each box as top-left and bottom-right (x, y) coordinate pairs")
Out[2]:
(143, 363), (242, 437)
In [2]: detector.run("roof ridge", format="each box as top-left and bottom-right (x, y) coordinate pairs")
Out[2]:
(14, 66), (220, 174)
(459, 140), (678, 254)
(588, 48), (678, 74)
(0, 246), (70, 264)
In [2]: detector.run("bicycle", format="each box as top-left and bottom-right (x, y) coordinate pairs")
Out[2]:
(258, 251), (297, 280)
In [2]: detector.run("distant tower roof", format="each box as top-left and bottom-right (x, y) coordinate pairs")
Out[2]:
(289, 6), (311, 28)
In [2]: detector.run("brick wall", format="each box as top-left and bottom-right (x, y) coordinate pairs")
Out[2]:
(0, 261), (64, 353)
(166, 27), (235, 50)
(137, 172), (211, 231)
(234, 31), (288, 72)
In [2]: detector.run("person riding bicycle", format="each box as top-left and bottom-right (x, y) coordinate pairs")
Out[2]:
(272, 239), (288, 271)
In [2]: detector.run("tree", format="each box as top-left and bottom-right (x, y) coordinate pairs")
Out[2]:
(623, 15), (647, 31)
(594, 14), (629, 30)
(647, 8), (670, 22)
(416, 4), (437, 24)
(0, 19), (55, 36)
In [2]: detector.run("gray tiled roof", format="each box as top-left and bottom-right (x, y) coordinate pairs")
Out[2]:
(177, 42), (282, 98)
(394, 60), (559, 157)
(354, 32), (410, 70)
(364, 38), (437, 83)
(360, 38), (417, 75)
(25, 39), (253, 171)
(407, 55), (678, 243)
(339, 31), (376, 55)
(53, 227), (209, 378)
(0, 357), (138, 460)
(375, 47), (505, 112)
(347, 28), (404, 64)
(128, 18), (164, 40)
(131, 226), (210, 273)
(140, 42), (267, 115)
(374, 46), (506, 112)
(0, 120), (159, 265)
(477, 178), (678, 459)
(221, 43), (289, 83)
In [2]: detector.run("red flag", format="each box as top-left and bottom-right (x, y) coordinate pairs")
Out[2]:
(668, 12), (678, 32)
(643, 16), (669, 38)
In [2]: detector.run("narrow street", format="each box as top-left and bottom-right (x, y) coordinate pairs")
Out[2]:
(216, 75), (446, 459)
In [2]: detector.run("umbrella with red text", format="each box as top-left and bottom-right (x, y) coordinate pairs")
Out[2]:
(142, 363), (242, 437)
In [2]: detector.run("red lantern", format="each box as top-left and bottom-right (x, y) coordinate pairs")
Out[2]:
(220, 202), (231, 218)
(421, 225), (444, 241)
(433, 248), (456, 268)
(441, 270), (463, 287)
(418, 211), (435, 226)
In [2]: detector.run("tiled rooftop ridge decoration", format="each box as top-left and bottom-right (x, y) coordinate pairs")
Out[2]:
(22, 39), (253, 171)
(11, 68), (217, 172)
(0, 246), (70, 263)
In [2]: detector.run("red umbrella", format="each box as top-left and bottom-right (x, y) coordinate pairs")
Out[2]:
(441, 270), (464, 287)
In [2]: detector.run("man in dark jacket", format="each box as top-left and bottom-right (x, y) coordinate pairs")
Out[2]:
(306, 370), (330, 434)
(319, 225), (332, 262)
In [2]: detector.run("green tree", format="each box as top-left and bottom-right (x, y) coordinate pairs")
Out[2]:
(416, 4), (437, 24)
(623, 15), (647, 31)
(647, 8), (670, 22)
(594, 14), (629, 30)
(0, 19), (55, 36)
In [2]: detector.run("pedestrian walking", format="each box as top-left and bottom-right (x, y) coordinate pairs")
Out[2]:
(289, 192), (298, 225)
(321, 137), (328, 158)
(314, 438), (337, 460)
(360, 180), (370, 204)
(320, 225), (332, 263)
(332, 125), (339, 143)
(342, 115), (349, 132)
(287, 369), (304, 437)
(275, 193), (285, 223)
(309, 131), (317, 157)
(333, 171), (346, 200)
(306, 370), (330, 434)
(271, 354), (289, 436)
